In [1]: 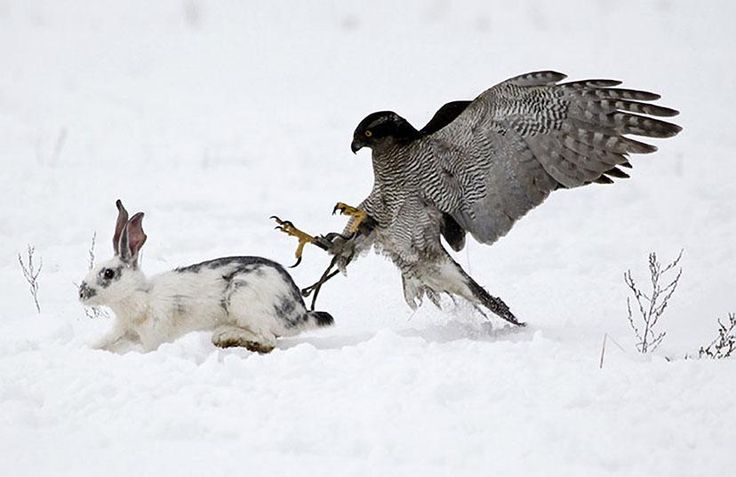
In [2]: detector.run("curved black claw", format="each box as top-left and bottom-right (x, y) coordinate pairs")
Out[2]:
(271, 215), (316, 268)
(332, 202), (355, 216)
(323, 231), (352, 242)
(271, 216), (293, 231)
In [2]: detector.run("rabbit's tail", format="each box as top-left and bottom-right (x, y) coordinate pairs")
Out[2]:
(306, 311), (334, 328)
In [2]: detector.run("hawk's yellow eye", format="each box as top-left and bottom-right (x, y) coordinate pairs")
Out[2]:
(365, 130), (373, 137)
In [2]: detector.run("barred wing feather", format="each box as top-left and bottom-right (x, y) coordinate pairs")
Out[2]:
(426, 71), (681, 245)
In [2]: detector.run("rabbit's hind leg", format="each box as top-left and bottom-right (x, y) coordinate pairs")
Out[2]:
(211, 325), (276, 353)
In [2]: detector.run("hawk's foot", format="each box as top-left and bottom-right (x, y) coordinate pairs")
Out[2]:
(271, 216), (318, 268)
(333, 202), (368, 234)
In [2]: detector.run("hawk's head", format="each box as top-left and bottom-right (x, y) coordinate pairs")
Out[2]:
(351, 111), (419, 153)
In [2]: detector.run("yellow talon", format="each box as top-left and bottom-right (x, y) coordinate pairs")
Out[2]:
(271, 216), (317, 267)
(333, 202), (368, 234)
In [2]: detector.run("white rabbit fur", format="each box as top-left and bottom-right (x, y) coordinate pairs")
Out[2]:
(79, 201), (333, 353)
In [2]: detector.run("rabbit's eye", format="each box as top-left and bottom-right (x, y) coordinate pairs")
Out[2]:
(103, 268), (115, 280)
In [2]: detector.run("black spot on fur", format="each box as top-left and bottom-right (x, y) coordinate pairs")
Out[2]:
(176, 256), (311, 321)
(220, 279), (249, 315)
(173, 294), (187, 315)
(274, 296), (297, 322)
(177, 256), (282, 275)
(178, 257), (298, 293)
(222, 266), (258, 283)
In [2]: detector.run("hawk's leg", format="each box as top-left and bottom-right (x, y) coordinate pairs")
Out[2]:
(333, 202), (369, 234)
(271, 216), (332, 268)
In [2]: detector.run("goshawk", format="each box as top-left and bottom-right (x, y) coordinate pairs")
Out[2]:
(274, 71), (681, 325)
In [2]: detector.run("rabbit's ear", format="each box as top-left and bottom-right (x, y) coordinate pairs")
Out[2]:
(113, 200), (129, 256)
(119, 212), (147, 265)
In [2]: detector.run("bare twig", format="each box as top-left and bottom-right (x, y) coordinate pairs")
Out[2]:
(51, 127), (67, 165)
(87, 231), (97, 270)
(698, 313), (736, 359)
(18, 245), (43, 313)
(598, 333), (627, 369)
(624, 250), (683, 353)
(599, 333), (608, 369)
(182, 0), (202, 28)
(82, 232), (109, 320)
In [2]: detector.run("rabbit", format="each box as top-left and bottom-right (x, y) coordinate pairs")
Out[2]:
(78, 200), (334, 353)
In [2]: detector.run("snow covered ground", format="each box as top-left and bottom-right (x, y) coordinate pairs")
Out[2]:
(1, 1), (735, 475)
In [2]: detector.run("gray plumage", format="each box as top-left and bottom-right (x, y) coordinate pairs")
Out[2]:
(341, 71), (681, 325)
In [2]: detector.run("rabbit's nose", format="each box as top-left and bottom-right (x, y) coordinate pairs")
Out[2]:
(79, 282), (96, 301)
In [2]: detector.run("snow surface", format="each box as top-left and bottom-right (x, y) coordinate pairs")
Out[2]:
(1, 1), (735, 476)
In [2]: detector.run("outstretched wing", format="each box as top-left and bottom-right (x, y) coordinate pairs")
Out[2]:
(425, 70), (681, 245)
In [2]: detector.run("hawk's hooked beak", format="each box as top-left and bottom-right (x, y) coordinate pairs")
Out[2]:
(351, 139), (364, 154)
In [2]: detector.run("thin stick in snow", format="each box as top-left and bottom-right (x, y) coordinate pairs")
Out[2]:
(18, 245), (42, 314)
(599, 333), (608, 369)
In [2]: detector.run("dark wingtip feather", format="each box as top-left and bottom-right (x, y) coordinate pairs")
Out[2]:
(605, 167), (630, 179)
(564, 79), (623, 88)
(621, 137), (658, 154)
(593, 175), (615, 184)
(594, 89), (661, 101)
(667, 122), (683, 136)
(638, 144), (658, 154)
(612, 100), (680, 117)
(527, 71), (567, 83)
(540, 71), (568, 82)
(614, 113), (682, 138)
(639, 118), (682, 138)
(625, 90), (660, 101)
(507, 71), (567, 86)
(656, 106), (680, 117)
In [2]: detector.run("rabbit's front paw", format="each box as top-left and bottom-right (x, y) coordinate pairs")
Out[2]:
(93, 335), (128, 353)
(92, 326), (138, 353)
(212, 326), (275, 353)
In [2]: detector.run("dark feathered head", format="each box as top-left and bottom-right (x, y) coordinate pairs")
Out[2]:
(351, 111), (419, 153)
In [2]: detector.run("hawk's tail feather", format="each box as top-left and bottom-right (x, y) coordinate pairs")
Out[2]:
(454, 263), (526, 327)
(401, 254), (524, 326)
